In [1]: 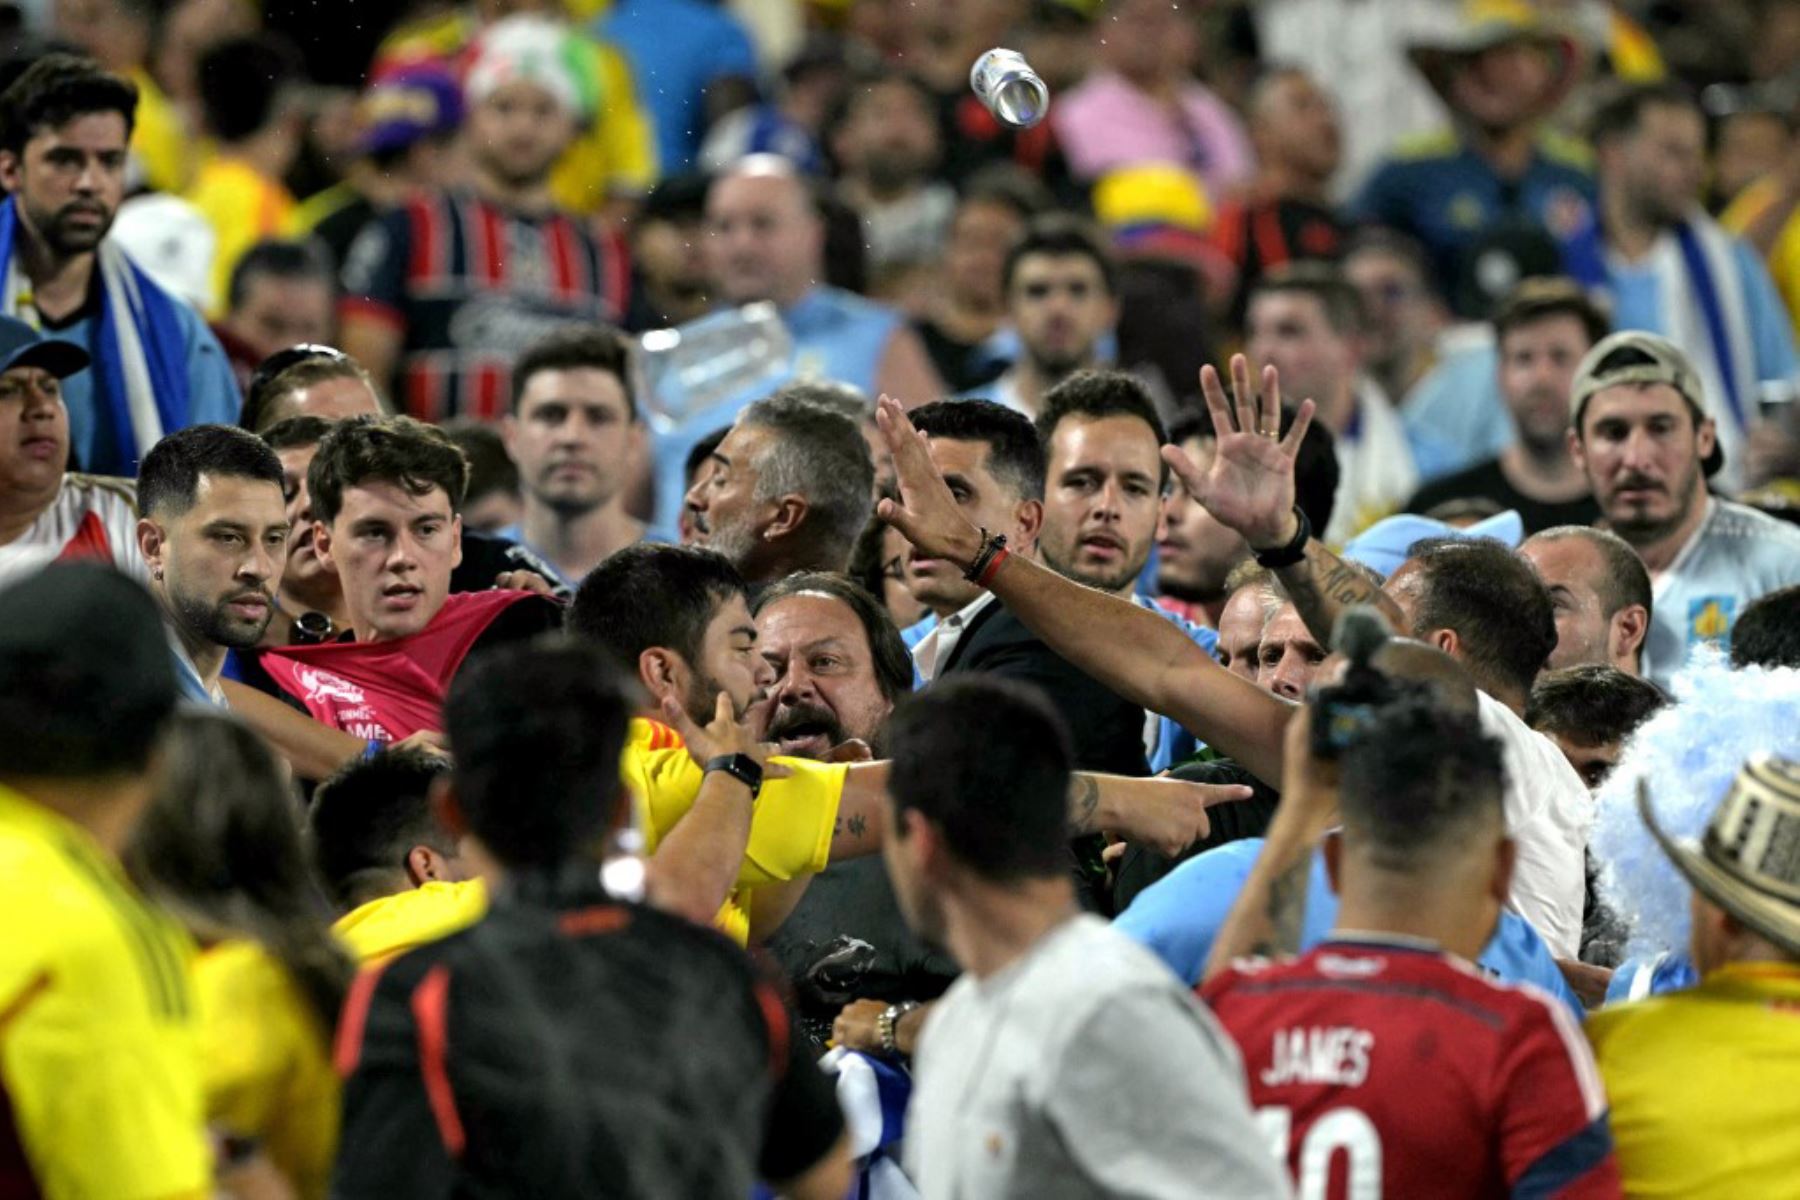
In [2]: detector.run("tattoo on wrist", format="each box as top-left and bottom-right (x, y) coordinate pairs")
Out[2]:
(1068, 775), (1101, 832)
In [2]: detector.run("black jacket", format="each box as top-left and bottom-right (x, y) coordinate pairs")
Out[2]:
(331, 875), (842, 1199)
(938, 598), (1151, 778)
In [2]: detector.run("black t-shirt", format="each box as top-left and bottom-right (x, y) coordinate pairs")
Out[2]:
(914, 318), (1008, 394)
(1406, 458), (1602, 535)
(311, 193), (378, 271)
(333, 878), (844, 1196)
(765, 855), (959, 1053)
(453, 529), (571, 599)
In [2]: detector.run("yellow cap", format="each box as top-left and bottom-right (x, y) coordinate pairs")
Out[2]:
(1092, 163), (1213, 233)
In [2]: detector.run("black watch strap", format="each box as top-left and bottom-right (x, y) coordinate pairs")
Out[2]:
(1252, 505), (1312, 569)
(704, 753), (764, 797)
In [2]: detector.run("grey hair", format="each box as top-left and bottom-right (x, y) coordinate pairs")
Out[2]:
(770, 378), (873, 423)
(740, 391), (876, 563)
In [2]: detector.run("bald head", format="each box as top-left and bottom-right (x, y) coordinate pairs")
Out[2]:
(705, 157), (824, 307)
(1316, 636), (1479, 715)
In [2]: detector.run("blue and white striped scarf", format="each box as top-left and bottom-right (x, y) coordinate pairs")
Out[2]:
(0, 196), (193, 468)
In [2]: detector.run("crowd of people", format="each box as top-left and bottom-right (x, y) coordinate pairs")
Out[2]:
(3, 0), (1800, 1196)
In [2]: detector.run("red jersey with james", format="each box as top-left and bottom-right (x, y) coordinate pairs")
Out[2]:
(1202, 935), (1622, 1200)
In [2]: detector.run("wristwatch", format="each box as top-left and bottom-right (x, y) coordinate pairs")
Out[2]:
(704, 753), (764, 798)
(877, 999), (921, 1057)
(290, 609), (335, 645)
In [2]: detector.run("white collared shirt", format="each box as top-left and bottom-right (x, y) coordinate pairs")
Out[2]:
(911, 591), (999, 684)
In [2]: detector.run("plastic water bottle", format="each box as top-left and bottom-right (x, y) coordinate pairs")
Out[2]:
(636, 302), (793, 434)
(970, 48), (1050, 130)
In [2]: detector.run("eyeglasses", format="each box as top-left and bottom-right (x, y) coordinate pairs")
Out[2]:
(243, 343), (355, 432)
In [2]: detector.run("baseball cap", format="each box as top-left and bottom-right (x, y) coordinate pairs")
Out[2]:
(638, 172), (711, 226)
(0, 315), (89, 380)
(1570, 330), (1722, 477)
(0, 562), (177, 777)
(357, 65), (463, 157)
(1342, 509), (1525, 579)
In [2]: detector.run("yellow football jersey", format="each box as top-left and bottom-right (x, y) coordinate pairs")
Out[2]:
(623, 718), (844, 944)
(193, 940), (338, 1200)
(1588, 960), (1800, 1198)
(0, 783), (208, 1199)
(332, 879), (491, 965)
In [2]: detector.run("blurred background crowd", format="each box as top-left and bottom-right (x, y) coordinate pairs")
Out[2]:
(5, 0), (1800, 1198)
(8, 0), (1800, 530)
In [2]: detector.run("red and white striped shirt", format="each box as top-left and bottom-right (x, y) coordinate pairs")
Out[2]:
(0, 473), (146, 589)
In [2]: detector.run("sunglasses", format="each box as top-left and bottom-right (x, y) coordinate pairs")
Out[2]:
(244, 343), (355, 429)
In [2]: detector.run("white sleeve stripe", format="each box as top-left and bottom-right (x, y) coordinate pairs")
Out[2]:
(1534, 987), (1609, 1120)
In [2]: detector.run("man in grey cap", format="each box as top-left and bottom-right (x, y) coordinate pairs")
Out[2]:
(1587, 754), (1800, 1195)
(1567, 330), (1800, 687)
(0, 315), (144, 589)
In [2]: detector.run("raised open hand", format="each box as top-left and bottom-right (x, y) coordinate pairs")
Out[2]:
(873, 394), (984, 569)
(1162, 355), (1316, 549)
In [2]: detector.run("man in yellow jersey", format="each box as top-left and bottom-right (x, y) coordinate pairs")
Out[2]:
(1587, 752), (1800, 1198)
(570, 542), (843, 944)
(0, 562), (207, 1198)
(572, 543), (1247, 945)
(307, 747), (480, 965)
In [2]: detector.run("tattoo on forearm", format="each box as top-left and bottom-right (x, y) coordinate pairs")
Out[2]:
(1067, 775), (1101, 833)
(1279, 542), (1392, 643)
(1317, 560), (1379, 608)
(848, 813), (867, 840)
(1251, 859), (1312, 958)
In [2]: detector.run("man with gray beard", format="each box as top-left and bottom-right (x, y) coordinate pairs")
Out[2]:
(684, 391), (875, 587)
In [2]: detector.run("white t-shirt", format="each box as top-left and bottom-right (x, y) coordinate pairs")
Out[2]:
(1477, 691), (1590, 959)
(0, 473), (146, 589)
(906, 914), (1288, 1200)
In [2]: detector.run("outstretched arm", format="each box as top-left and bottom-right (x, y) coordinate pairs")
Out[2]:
(1203, 707), (1340, 982)
(222, 681), (377, 780)
(874, 370), (1306, 785)
(1272, 538), (1406, 647)
(828, 762), (1252, 859)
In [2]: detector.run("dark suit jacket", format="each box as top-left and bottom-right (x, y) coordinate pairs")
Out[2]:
(937, 598), (1151, 778)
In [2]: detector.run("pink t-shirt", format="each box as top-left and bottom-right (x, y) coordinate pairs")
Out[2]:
(1053, 70), (1254, 199)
